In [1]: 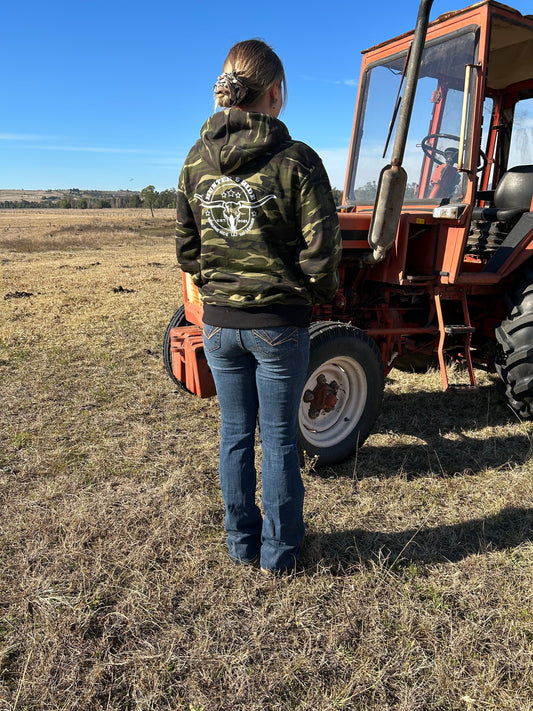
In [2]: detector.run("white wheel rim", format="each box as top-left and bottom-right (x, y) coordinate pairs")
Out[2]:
(299, 356), (368, 449)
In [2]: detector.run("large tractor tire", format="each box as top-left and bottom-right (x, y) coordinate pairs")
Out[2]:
(163, 305), (190, 388)
(298, 322), (385, 465)
(495, 266), (533, 418)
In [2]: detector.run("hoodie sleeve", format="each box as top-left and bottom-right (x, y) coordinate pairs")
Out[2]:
(175, 169), (204, 286)
(297, 162), (342, 304)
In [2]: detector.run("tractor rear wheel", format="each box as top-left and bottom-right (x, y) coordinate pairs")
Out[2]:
(298, 323), (385, 465)
(163, 305), (190, 388)
(495, 266), (533, 417)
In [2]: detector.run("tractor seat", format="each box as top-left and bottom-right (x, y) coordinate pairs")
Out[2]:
(472, 165), (533, 222)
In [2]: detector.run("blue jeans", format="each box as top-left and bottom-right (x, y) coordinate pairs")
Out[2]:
(203, 325), (310, 572)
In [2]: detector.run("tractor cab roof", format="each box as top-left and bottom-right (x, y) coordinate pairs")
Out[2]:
(362, 1), (533, 90)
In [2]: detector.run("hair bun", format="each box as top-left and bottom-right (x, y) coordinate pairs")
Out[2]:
(213, 71), (249, 107)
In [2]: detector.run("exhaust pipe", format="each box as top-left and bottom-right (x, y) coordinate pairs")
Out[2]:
(366, 0), (434, 263)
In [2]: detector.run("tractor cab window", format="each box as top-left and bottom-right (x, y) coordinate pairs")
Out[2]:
(508, 98), (533, 167)
(347, 28), (478, 206)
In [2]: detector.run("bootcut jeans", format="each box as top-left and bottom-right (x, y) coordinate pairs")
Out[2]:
(203, 324), (310, 572)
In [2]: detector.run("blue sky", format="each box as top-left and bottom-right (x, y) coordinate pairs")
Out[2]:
(1, 0), (531, 193)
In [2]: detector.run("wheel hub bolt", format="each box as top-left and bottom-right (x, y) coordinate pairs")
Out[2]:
(304, 376), (339, 419)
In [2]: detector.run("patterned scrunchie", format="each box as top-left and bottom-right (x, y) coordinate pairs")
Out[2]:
(213, 70), (249, 106)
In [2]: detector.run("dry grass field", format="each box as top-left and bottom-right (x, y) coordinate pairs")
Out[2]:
(1, 209), (532, 711)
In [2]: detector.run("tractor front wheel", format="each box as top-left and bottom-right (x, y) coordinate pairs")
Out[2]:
(495, 266), (533, 417)
(298, 323), (385, 465)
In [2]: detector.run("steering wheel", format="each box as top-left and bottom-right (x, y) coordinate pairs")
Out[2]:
(421, 133), (487, 172)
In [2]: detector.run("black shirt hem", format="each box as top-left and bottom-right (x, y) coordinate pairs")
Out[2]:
(202, 303), (313, 328)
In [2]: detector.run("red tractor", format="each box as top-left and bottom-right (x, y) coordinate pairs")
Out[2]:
(165, 0), (533, 465)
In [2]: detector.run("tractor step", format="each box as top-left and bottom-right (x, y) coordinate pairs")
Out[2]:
(434, 292), (477, 391)
(446, 383), (478, 390)
(444, 325), (476, 335)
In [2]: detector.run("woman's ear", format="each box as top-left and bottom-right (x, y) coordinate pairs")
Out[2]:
(270, 81), (282, 115)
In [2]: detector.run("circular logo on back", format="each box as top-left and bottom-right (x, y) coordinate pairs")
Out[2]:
(194, 177), (277, 237)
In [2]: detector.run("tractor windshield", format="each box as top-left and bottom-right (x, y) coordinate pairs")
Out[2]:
(347, 28), (479, 205)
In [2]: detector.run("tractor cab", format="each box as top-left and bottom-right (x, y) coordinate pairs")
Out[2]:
(341, 0), (533, 284)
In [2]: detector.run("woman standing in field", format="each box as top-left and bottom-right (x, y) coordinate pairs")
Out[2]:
(175, 39), (341, 573)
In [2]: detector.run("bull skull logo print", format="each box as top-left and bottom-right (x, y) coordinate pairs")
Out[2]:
(195, 177), (277, 238)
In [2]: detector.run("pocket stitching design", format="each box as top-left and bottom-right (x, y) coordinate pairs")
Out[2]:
(252, 328), (298, 347)
(203, 325), (221, 341)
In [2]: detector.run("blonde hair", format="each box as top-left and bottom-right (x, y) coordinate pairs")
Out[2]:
(214, 39), (287, 110)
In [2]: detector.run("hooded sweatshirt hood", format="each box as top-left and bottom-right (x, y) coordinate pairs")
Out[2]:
(197, 108), (292, 174)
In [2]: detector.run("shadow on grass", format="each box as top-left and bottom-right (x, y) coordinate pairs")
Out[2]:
(306, 505), (533, 571)
(328, 383), (533, 479)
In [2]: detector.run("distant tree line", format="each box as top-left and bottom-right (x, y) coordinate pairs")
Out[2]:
(1, 184), (353, 210)
(0, 186), (177, 210)
(331, 188), (343, 205)
(137, 186), (177, 212)
(353, 180), (418, 202)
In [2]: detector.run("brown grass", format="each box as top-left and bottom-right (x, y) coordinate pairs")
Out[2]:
(0, 210), (532, 711)
(0, 209), (174, 254)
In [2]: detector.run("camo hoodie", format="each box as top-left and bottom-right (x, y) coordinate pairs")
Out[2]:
(175, 108), (341, 327)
